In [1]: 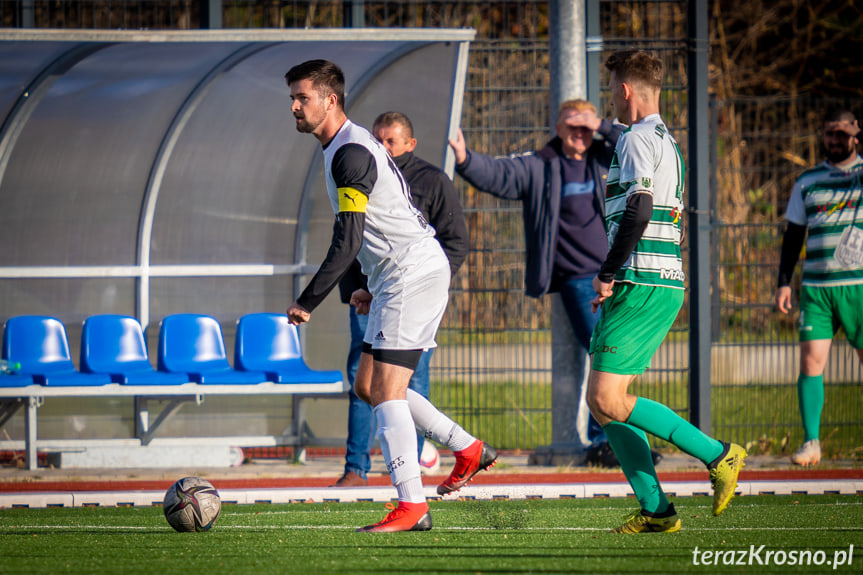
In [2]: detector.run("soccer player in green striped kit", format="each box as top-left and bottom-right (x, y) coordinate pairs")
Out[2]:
(586, 49), (746, 533)
(775, 110), (863, 467)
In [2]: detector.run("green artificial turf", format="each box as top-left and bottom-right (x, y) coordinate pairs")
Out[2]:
(1, 495), (861, 574)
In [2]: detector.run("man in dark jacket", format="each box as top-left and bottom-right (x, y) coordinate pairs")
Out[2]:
(332, 111), (469, 487)
(379, 112), (469, 274)
(449, 99), (624, 465)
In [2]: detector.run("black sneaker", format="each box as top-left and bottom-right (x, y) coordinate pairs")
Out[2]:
(587, 442), (663, 468)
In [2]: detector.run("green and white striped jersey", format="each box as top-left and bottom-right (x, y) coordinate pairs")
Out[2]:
(785, 155), (863, 287)
(605, 114), (685, 289)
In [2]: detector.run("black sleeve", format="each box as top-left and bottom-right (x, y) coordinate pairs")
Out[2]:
(337, 259), (368, 304)
(332, 143), (377, 195)
(296, 211), (365, 312)
(598, 192), (653, 283)
(425, 173), (469, 275)
(777, 222), (807, 288)
(301, 142), (377, 311)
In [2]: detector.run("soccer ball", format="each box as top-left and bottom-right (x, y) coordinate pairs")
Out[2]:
(419, 441), (441, 474)
(163, 477), (222, 532)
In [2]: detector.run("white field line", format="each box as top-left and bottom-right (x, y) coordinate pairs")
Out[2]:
(0, 524), (861, 533)
(227, 500), (863, 516)
(3, 479), (861, 508)
(3, 502), (862, 533)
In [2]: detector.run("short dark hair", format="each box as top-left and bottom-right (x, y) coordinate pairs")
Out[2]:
(605, 49), (663, 91)
(373, 111), (414, 138)
(285, 59), (345, 109)
(824, 108), (857, 125)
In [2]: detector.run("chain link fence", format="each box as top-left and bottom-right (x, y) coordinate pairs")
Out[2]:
(1, 0), (859, 457)
(712, 95), (862, 456)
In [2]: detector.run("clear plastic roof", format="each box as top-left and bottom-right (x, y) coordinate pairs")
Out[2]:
(0, 30), (473, 338)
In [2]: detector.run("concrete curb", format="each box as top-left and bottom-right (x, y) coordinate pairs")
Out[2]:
(2, 478), (861, 509)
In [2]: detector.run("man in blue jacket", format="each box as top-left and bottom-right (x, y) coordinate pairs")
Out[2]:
(450, 99), (633, 466)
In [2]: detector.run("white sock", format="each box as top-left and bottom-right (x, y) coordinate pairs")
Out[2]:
(374, 400), (425, 503)
(405, 388), (476, 452)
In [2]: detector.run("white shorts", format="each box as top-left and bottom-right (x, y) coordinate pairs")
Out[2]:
(365, 249), (450, 350)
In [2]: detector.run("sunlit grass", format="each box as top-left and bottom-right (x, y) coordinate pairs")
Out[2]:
(0, 495), (859, 574)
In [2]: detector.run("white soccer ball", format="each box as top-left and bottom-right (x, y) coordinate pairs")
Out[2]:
(419, 442), (441, 474)
(163, 476), (222, 532)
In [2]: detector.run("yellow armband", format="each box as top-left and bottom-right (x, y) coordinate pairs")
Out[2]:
(338, 187), (368, 213)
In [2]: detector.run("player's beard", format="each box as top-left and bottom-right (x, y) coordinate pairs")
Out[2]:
(294, 116), (315, 133)
(825, 141), (855, 165)
(294, 113), (323, 134)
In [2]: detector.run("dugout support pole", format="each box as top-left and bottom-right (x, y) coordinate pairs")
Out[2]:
(531, 0), (591, 466)
(585, 0), (602, 108)
(18, 0), (34, 27)
(343, 1), (365, 28)
(687, 0), (712, 433)
(199, 0), (222, 29)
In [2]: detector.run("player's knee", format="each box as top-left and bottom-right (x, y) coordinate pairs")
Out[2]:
(354, 378), (372, 404)
(799, 356), (827, 377)
(799, 340), (831, 375)
(586, 388), (611, 419)
(587, 387), (625, 422)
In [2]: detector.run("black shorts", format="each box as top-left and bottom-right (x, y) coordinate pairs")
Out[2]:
(362, 342), (423, 371)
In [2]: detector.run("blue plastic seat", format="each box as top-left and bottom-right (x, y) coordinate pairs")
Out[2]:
(80, 315), (188, 385)
(2, 316), (111, 386)
(234, 313), (343, 384)
(0, 372), (35, 387)
(157, 314), (266, 384)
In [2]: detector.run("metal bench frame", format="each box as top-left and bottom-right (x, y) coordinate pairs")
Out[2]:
(0, 381), (347, 470)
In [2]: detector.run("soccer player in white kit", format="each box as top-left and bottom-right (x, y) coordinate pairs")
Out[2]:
(284, 60), (496, 532)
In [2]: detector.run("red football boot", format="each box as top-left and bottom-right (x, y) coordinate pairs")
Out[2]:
(356, 501), (433, 533)
(437, 440), (498, 495)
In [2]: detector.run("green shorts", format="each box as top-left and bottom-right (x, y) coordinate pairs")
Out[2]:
(589, 283), (685, 375)
(798, 283), (863, 348)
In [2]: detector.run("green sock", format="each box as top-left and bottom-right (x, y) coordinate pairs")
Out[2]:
(603, 421), (669, 515)
(797, 373), (823, 442)
(627, 397), (723, 465)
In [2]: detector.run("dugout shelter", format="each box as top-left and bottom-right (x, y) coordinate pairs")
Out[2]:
(0, 28), (474, 461)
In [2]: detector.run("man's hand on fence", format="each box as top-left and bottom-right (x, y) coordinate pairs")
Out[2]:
(448, 128), (468, 165)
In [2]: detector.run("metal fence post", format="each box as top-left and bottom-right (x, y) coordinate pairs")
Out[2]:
(200, 0), (222, 29)
(18, 0), (34, 27)
(688, 0), (711, 433)
(709, 95), (721, 343)
(531, 0), (590, 466)
(585, 0), (602, 108)
(343, 1), (365, 27)
(548, 0), (586, 115)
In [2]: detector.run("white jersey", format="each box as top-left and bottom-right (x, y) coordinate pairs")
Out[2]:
(322, 120), (443, 297)
(784, 156), (863, 287)
(605, 114), (685, 289)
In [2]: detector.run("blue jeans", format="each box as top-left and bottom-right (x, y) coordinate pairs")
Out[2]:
(344, 306), (432, 479)
(557, 275), (606, 446)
